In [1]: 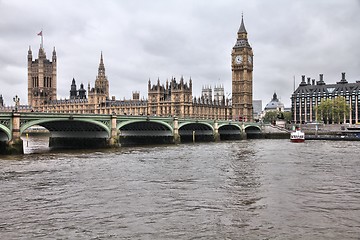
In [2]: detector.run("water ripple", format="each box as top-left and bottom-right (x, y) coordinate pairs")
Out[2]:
(1, 140), (360, 239)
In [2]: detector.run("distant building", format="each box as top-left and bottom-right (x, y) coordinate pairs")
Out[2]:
(291, 73), (360, 124)
(1, 17), (256, 121)
(18, 45), (233, 118)
(265, 92), (284, 112)
(252, 100), (262, 121)
(201, 86), (212, 102)
(148, 77), (230, 119)
(214, 85), (225, 103)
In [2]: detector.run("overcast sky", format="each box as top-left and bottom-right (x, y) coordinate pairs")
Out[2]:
(1, 0), (360, 108)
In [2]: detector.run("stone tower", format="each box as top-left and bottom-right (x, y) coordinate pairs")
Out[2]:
(201, 85), (212, 102)
(27, 46), (57, 107)
(70, 78), (77, 99)
(94, 52), (109, 100)
(88, 52), (109, 108)
(214, 84), (224, 104)
(231, 15), (253, 121)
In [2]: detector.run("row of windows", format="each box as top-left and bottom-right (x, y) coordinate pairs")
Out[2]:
(32, 77), (52, 88)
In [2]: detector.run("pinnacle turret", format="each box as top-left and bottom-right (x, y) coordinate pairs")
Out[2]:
(233, 15), (251, 49)
(28, 46), (32, 61)
(238, 15), (247, 34)
(98, 52), (105, 77)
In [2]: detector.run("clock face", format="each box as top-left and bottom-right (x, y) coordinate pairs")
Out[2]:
(248, 55), (252, 64)
(235, 55), (243, 64)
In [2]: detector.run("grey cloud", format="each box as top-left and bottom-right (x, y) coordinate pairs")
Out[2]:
(0, 0), (359, 108)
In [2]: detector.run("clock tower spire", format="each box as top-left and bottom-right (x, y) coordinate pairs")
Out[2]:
(231, 15), (253, 122)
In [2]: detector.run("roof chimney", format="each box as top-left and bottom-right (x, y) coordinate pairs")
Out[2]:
(300, 75), (307, 86)
(337, 72), (348, 84)
(317, 73), (326, 85)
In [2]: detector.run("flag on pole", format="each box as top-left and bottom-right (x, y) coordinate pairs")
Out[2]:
(37, 30), (44, 48)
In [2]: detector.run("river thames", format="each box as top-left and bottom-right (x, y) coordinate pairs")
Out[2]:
(1, 138), (360, 239)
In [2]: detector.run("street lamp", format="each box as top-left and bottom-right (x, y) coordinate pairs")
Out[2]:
(13, 95), (20, 112)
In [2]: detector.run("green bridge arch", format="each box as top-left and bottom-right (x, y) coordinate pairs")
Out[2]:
(117, 119), (174, 132)
(0, 124), (11, 140)
(20, 118), (111, 136)
(178, 121), (214, 131)
(244, 125), (262, 132)
(218, 123), (242, 131)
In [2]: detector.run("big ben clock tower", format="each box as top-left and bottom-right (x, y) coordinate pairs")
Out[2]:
(231, 15), (253, 122)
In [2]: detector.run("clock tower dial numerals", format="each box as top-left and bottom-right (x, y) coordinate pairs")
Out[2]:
(235, 55), (243, 64)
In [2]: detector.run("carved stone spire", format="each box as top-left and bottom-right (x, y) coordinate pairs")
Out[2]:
(98, 51), (105, 77)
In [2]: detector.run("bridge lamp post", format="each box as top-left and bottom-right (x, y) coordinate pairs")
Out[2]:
(13, 95), (20, 112)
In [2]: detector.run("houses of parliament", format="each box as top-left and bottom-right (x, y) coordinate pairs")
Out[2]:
(1, 17), (254, 121)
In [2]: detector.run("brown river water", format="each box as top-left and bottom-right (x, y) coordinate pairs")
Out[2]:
(0, 137), (360, 239)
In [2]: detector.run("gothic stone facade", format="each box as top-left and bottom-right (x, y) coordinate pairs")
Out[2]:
(27, 46), (57, 107)
(147, 77), (230, 119)
(231, 16), (254, 122)
(21, 18), (253, 120)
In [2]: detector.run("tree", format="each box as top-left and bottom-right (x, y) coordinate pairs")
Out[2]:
(316, 96), (349, 124)
(263, 111), (280, 124)
(282, 111), (292, 123)
(333, 96), (350, 123)
(316, 98), (333, 123)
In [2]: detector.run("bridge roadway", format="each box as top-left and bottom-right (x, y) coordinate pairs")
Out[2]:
(0, 112), (262, 154)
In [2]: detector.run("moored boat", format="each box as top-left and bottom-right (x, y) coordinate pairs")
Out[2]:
(290, 128), (305, 142)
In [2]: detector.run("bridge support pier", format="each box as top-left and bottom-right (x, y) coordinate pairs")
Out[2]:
(213, 120), (220, 142)
(6, 112), (24, 154)
(108, 114), (119, 147)
(240, 132), (247, 140)
(238, 123), (247, 140)
(173, 117), (181, 144)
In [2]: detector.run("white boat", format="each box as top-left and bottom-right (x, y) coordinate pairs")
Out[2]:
(290, 128), (305, 142)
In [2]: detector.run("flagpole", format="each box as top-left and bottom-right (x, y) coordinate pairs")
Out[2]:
(41, 29), (43, 49)
(38, 29), (43, 49)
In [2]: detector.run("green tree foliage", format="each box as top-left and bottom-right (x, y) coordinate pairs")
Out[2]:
(263, 110), (292, 123)
(282, 111), (292, 123)
(263, 111), (278, 123)
(315, 96), (350, 124)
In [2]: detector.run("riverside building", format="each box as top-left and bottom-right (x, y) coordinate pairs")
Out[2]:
(291, 73), (360, 124)
(1, 17), (255, 121)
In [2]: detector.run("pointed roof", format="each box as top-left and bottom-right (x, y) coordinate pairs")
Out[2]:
(233, 14), (251, 49)
(98, 51), (105, 76)
(238, 15), (247, 34)
(272, 92), (278, 102)
(265, 92), (284, 110)
(100, 51), (104, 67)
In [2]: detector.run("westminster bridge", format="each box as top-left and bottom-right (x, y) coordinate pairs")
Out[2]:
(0, 112), (262, 154)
